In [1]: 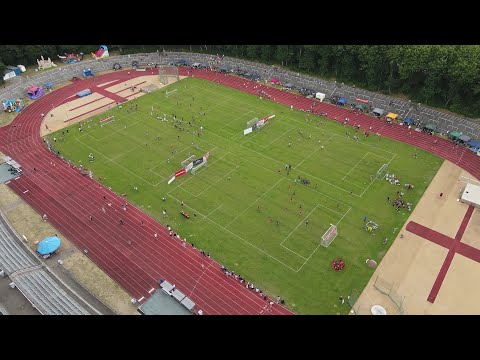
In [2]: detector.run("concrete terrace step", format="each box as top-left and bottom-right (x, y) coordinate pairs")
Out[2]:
(0, 220), (38, 274)
(13, 270), (89, 315)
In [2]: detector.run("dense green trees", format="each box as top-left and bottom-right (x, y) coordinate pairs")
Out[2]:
(1, 45), (479, 117)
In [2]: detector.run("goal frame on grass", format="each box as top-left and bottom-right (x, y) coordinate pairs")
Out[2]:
(375, 163), (389, 180)
(321, 224), (338, 248)
(181, 155), (195, 167)
(191, 161), (207, 175)
(159, 65), (179, 85)
(246, 117), (259, 128)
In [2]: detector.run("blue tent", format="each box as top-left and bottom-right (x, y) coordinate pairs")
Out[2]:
(467, 139), (480, 149)
(403, 117), (414, 124)
(337, 98), (348, 106)
(37, 236), (61, 255)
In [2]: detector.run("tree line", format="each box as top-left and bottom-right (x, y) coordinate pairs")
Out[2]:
(1, 45), (479, 118)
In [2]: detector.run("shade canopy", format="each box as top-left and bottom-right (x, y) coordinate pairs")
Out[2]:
(37, 236), (61, 255)
(403, 117), (414, 124)
(337, 98), (348, 105)
(386, 112), (398, 120)
(270, 78), (280, 84)
(423, 123), (437, 131)
(354, 103), (366, 110)
(372, 108), (384, 116)
(467, 139), (480, 148)
(448, 131), (462, 139)
(459, 134), (471, 142)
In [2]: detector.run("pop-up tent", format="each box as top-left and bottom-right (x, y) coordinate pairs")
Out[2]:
(316, 92), (326, 101)
(459, 134), (471, 143)
(448, 131), (462, 140)
(386, 112), (398, 121)
(353, 103), (366, 110)
(372, 108), (384, 116)
(271, 78), (280, 84)
(403, 117), (414, 125)
(37, 236), (61, 255)
(423, 123), (437, 133)
(336, 98), (348, 106)
(467, 139), (480, 149)
(219, 65), (231, 73)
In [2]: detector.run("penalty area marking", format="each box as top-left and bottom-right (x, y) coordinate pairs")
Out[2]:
(166, 191), (299, 272)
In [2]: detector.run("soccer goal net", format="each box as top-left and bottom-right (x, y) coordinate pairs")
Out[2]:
(246, 117), (259, 128)
(191, 161), (207, 175)
(181, 155), (195, 167)
(159, 65), (179, 85)
(375, 163), (389, 180)
(321, 224), (338, 248)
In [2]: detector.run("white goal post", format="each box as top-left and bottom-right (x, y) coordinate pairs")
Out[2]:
(191, 160), (207, 175)
(375, 163), (389, 180)
(181, 155), (195, 167)
(321, 224), (338, 248)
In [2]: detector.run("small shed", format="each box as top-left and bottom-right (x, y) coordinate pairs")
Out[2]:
(460, 183), (480, 209)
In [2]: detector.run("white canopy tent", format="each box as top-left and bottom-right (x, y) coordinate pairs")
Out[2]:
(315, 92), (326, 102)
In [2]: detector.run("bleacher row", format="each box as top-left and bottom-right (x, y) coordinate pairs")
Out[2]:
(0, 212), (89, 315)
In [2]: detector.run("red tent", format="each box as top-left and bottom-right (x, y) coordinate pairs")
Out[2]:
(271, 78), (280, 84)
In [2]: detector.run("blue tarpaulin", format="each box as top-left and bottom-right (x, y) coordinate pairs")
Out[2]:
(337, 98), (348, 105)
(403, 117), (414, 124)
(467, 139), (480, 149)
(37, 236), (61, 255)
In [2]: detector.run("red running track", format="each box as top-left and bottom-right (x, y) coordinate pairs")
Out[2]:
(1, 68), (479, 315)
(0, 70), (292, 315)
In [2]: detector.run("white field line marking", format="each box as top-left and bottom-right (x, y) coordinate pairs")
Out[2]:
(280, 244), (308, 260)
(295, 134), (335, 169)
(280, 204), (319, 246)
(343, 152), (370, 180)
(240, 142), (360, 197)
(195, 165), (239, 197)
(226, 152), (352, 208)
(223, 110), (255, 128)
(224, 177), (284, 229)
(75, 137), (157, 186)
(359, 153), (397, 197)
(296, 206), (352, 273)
(259, 127), (296, 150)
(167, 191), (298, 272)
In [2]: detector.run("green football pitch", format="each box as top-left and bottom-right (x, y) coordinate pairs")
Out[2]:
(47, 77), (443, 314)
